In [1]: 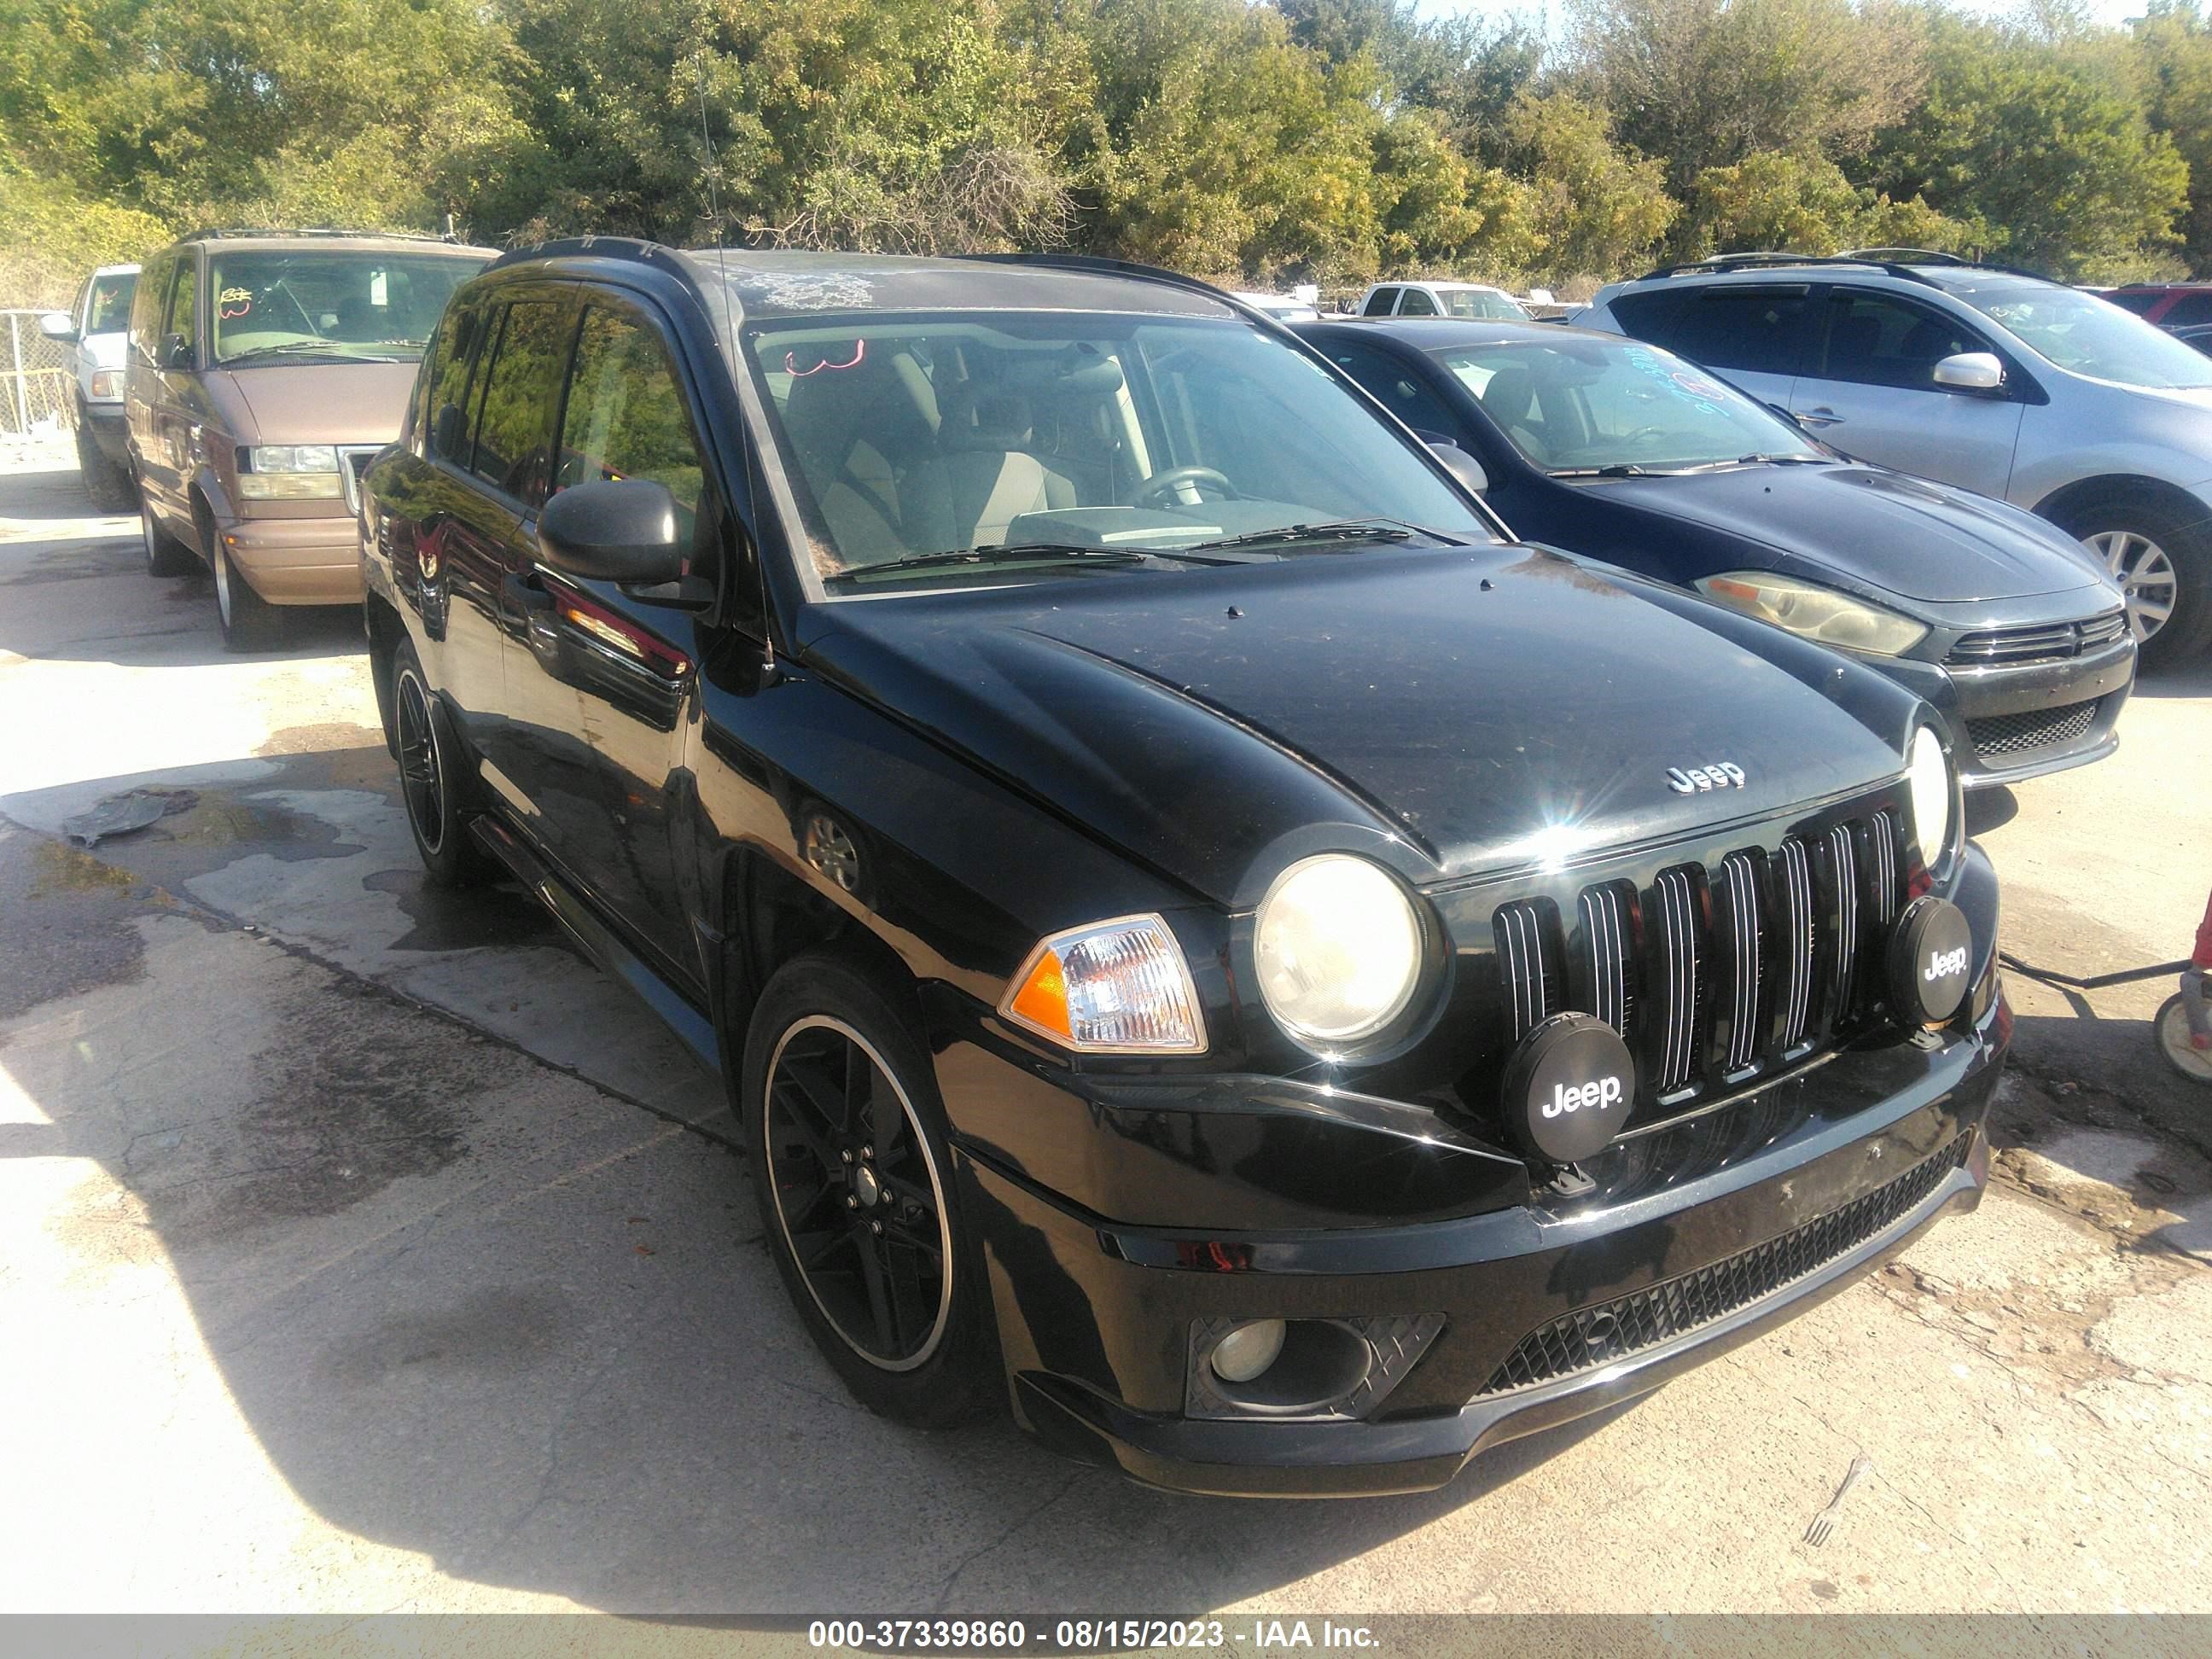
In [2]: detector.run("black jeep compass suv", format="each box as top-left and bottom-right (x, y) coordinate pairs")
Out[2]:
(359, 243), (2008, 1497)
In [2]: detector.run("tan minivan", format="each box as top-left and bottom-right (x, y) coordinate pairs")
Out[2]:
(126, 230), (494, 649)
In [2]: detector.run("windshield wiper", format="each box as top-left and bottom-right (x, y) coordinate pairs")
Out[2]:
(1550, 463), (1651, 478)
(218, 341), (351, 364)
(1184, 519), (1422, 552)
(837, 542), (1156, 579)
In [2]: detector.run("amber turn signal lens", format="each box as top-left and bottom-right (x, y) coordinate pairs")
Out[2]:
(999, 915), (1206, 1054)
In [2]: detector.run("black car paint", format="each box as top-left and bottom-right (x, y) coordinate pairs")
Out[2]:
(1299, 318), (2134, 789)
(360, 244), (2007, 1496)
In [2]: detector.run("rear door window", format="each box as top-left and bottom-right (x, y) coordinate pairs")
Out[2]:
(421, 300), (486, 460)
(1324, 341), (1456, 434)
(1611, 286), (1811, 377)
(468, 298), (577, 505)
(1814, 289), (1987, 390)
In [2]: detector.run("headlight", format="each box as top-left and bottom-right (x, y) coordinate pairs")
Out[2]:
(87, 370), (119, 400)
(1254, 855), (1425, 1050)
(1696, 571), (1930, 656)
(1001, 914), (1206, 1053)
(236, 444), (344, 500)
(1907, 725), (1952, 863)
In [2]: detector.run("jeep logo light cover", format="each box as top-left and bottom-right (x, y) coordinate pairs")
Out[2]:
(1502, 1011), (1638, 1165)
(1888, 896), (1974, 1027)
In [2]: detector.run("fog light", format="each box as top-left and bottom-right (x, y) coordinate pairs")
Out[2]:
(1209, 1318), (1287, 1383)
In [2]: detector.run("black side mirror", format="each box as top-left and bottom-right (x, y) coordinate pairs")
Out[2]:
(538, 478), (688, 586)
(1417, 433), (1489, 495)
(160, 333), (190, 370)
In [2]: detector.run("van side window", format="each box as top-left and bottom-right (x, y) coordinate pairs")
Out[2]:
(164, 257), (199, 354)
(468, 299), (576, 505)
(556, 304), (714, 579)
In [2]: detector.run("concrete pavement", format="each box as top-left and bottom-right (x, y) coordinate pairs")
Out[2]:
(2, 460), (2207, 1616)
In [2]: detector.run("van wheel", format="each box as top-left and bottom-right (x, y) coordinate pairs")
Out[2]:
(211, 530), (285, 652)
(76, 423), (135, 513)
(139, 496), (194, 577)
(743, 955), (997, 1429)
(2056, 498), (2212, 666)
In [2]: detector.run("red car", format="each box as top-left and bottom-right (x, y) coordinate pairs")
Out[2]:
(2104, 283), (2212, 331)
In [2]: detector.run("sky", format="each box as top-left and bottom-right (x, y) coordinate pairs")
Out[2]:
(1412, 0), (2155, 40)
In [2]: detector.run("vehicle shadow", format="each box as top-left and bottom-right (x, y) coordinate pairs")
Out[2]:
(0, 752), (1643, 1613)
(1964, 786), (2018, 836)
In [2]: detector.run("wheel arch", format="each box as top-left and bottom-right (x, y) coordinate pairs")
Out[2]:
(2031, 473), (2212, 534)
(364, 592), (405, 756)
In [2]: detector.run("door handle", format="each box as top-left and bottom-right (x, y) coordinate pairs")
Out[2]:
(1795, 406), (1843, 427)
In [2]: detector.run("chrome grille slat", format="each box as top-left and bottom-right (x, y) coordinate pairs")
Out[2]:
(1869, 810), (1899, 926)
(1720, 853), (1762, 1074)
(1496, 901), (1549, 1041)
(1947, 610), (2128, 665)
(1826, 824), (1860, 1020)
(1777, 838), (1815, 1049)
(1578, 886), (1631, 1034)
(1652, 868), (1702, 1093)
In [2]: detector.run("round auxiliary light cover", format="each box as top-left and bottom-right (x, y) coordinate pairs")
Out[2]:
(1501, 1012), (1638, 1165)
(1888, 895), (1974, 1027)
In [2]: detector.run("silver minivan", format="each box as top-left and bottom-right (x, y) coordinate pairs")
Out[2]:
(1583, 253), (2212, 664)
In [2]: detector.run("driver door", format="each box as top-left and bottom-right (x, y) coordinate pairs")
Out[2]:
(1789, 287), (2025, 495)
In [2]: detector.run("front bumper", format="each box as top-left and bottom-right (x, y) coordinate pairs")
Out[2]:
(946, 858), (2010, 1497)
(213, 511), (364, 605)
(1876, 643), (2133, 789)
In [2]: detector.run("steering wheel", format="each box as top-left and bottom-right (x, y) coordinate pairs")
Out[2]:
(1132, 467), (1239, 509)
(1618, 426), (1673, 448)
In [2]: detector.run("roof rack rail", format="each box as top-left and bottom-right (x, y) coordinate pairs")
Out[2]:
(177, 225), (464, 244)
(1636, 247), (2053, 289)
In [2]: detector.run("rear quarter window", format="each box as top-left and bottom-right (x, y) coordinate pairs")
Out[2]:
(1611, 286), (1811, 378)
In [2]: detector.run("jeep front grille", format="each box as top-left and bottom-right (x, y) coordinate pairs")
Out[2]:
(1486, 809), (1906, 1115)
(1476, 1129), (1973, 1396)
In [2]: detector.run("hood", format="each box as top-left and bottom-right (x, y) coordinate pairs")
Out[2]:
(1588, 463), (2107, 605)
(81, 332), (128, 371)
(215, 359), (421, 446)
(801, 548), (1917, 905)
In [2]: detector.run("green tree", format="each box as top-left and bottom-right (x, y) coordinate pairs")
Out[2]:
(1680, 148), (1966, 257)
(2133, 0), (2212, 273)
(1866, 10), (2187, 279)
(1502, 90), (1677, 283)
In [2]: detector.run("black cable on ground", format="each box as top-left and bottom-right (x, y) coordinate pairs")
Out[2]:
(1998, 951), (2191, 991)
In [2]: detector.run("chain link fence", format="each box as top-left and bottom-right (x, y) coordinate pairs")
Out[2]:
(0, 310), (77, 438)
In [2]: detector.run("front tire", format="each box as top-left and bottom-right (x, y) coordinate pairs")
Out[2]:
(211, 528), (285, 652)
(743, 955), (997, 1428)
(2055, 497), (2212, 666)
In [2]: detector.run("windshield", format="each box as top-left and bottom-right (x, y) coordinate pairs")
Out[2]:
(1945, 280), (2212, 390)
(743, 311), (1493, 591)
(1436, 337), (1824, 473)
(85, 272), (135, 334)
(209, 249), (490, 364)
(1440, 289), (1530, 321)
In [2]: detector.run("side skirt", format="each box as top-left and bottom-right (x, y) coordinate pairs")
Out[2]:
(469, 815), (720, 1074)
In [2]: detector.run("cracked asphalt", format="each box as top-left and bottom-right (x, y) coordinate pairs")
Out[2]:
(2, 457), (2208, 1616)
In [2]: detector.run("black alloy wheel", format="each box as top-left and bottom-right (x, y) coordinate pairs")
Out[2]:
(744, 957), (993, 1426)
(391, 641), (486, 887)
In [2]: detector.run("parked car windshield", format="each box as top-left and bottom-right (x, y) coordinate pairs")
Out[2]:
(1947, 280), (2212, 390)
(1439, 290), (1531, 321)
(1435, 336), (1825, 474)
(743, 310), (1494, 589)
(85, 271), (136, 334)
(209, 250), (491, 365)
